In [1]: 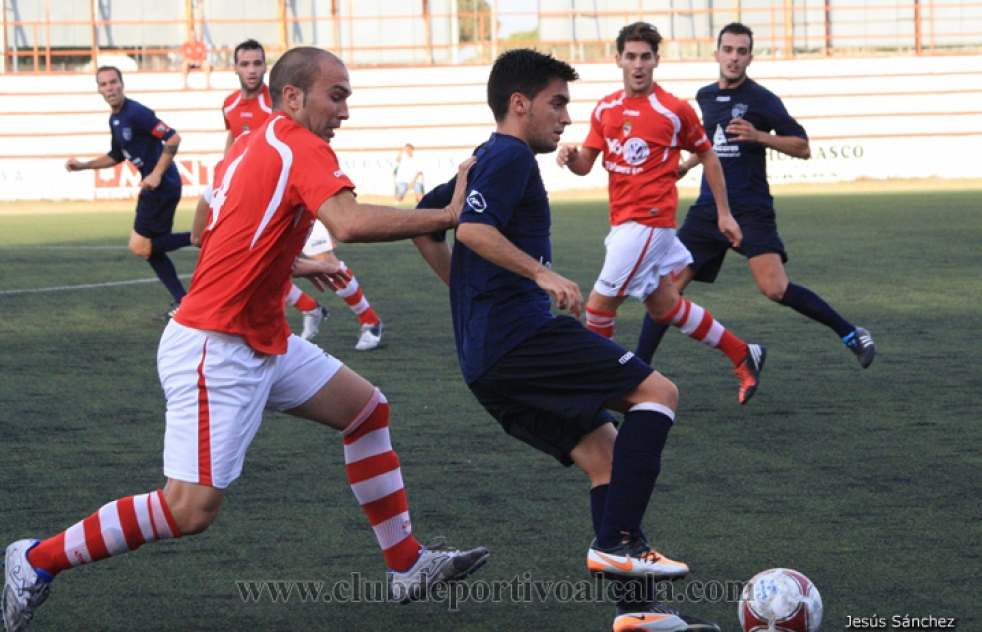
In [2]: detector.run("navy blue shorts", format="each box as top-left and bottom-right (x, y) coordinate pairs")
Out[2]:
(133, 192), (181, 239)
(677, 204), (788, 283)
(468, 315), (654, 466)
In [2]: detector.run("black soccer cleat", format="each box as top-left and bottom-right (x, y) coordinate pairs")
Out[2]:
(151, 302), (181, 321)
(844, 326), (875, 369)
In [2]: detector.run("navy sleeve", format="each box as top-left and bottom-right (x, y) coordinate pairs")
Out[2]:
(108, 133), (124, 163)
(416, 177), (455, 242)
(459, 150), (533, 230)
(765, 93), (808, 140)
(131, 101), (177, 141)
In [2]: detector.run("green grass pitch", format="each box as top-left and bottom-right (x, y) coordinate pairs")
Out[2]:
(1, 189), (980, 631)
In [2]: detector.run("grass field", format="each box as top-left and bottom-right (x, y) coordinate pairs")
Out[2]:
(1, 188), (980, 632)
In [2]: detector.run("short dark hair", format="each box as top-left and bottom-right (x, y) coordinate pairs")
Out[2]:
(718, 23), (754, 52)
(234, 39), (265, 64)
(487, 49), (578, 123)
(269, 47), (337, 108)
(616, 22), (662, 56)
(95, 65), (122, 83)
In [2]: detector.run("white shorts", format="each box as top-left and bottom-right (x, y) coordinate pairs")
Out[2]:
(593, 222), (694, 301)
(303, 220), (335, 257)
(158, 320), (343, 489)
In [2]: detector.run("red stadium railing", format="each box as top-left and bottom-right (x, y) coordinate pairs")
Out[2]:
(2, 2), (981, 74)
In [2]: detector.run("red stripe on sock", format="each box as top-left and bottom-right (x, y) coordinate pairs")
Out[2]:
(295, 292), (318, 312)
(361, 490), (411, 527)
(345, 451), (401, 485)
(116, 496), (146, 551)
(717, 332), (748, 366)
(357, 306), (380, 326)
(157, 489), (182, 538)
(196, 342), (213, 487)
(386, 536), (423, 572)
(691, 310), (715, 341)
(659, 297), (685, 325)
(343, 402), (390, 443)
(26, 533), (71, 577)
(82, 512), (110, 562)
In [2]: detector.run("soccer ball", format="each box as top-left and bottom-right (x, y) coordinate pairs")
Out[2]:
(738, 568), (823, 632)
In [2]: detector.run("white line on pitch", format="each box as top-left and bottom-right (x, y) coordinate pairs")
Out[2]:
(0, 274), (192, 296)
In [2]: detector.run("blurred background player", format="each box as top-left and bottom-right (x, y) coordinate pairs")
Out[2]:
(393, 143), (424, 203)
(221, 39), (382, 348)
(557, 22), (765, 405)
(635, 23), (876, 369)
(65, 66), (191, 320)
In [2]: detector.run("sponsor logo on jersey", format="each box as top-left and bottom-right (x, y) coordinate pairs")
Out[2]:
(623, 109), (640, 116)
(716, 95), (731, 102)
(731, 103), (748, 119)
(241, 111), (253, 118)
(622, 137), (650, 166)
(466, 190), (487, 213)
(618, 351), (635, 365)
(712, 124), (740, 157)
(122, 127), (133, 141)
(333, 169), (344, 178)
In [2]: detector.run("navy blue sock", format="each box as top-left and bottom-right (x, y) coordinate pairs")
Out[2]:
(151, 232), (191, 255)
(147, 253), (187, 303)
(635, 314), (670, 365)
(779, 282), (854, 338)
(590, 484), (609, 538)
(597, 408), (674, 549)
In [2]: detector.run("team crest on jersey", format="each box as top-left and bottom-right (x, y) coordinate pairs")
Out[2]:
(622, 137), (649, 166)
(622, 120), (632, 136)
(122, 127), (133, 141)
(242, 124), (250, 132)
(466, 190), (487, 213)
(731, 103), (748, 119)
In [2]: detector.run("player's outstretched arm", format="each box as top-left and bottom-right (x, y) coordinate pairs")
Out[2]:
(456, 222), (584, 318)
(65, 154), (119, 172)
(556, 145), (600, 176)
(319, 157), (475, 243)
(697, 148), (742, 248)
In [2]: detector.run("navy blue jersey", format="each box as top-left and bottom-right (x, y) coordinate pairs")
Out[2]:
(692, 79), (806, 212)
(418, 133), (554, 383)
(108, 99), (181, 198)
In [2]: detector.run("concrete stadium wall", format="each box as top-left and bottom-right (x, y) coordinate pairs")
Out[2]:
(1, 54), (980, 200)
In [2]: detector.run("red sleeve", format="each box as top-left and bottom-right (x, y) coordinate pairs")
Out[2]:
(678, 100), (711, 153)
(292, 140), (357, 212)
(582, 101), (606, 151)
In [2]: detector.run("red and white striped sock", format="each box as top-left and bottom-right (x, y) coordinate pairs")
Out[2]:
(585, 305), (617, 338)
(26, 489), (181, 577)
(342, 389), (421, 572)
(335, 263), (380, 326)
(658, 297), (748, 366)
(285, 283), (319, 312)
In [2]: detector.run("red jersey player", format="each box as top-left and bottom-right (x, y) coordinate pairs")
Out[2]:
(3, 47), (486, 631)
(219, 38), (385, 350)
(557, 22), (765, 405)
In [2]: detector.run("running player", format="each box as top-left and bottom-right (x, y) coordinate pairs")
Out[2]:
(414, 48), (719, 632)
(557, 22), (765, 405)
(65, 66), (191, 320)
(634, 23), (876, 369)
(222, 38), (384, 349)
(3, 47), (487, 631)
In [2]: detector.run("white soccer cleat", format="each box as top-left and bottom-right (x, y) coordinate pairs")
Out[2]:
(387, 537), (489, 604)
(355, 322), (383, 351)
(301, 306), (329, 341)
(2, 540), (51, 632)
(587, 535), (689, 580)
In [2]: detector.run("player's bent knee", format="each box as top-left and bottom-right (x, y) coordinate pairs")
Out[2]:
(634, 372), (679, 411)
(760, 284), (785, 302)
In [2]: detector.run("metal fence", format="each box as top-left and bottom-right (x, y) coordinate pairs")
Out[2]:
(2, 0), (980, 73)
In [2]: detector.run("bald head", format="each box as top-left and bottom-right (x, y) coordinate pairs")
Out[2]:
(269, 47), (344, 109)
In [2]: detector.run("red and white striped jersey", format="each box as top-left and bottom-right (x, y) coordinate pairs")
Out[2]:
(175, 112), (355, 354)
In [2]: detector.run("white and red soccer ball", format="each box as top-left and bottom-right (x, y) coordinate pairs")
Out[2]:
(738, 568), (823, 632)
